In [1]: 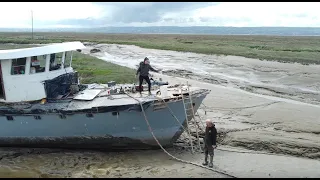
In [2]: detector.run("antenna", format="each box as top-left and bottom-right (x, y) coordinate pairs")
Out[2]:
(31, 10), (34, 39)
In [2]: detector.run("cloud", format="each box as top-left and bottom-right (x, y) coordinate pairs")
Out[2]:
(0, 2), (319, 28)
(56, 2), (214, 26)
(0, 2), (104, 28)
(191, 2), (320, 27)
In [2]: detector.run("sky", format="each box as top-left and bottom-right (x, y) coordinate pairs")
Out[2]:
(0, 2), (319, 28)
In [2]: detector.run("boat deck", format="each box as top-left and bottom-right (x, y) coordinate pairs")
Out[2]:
(0, 83), (209, 115)
(66, 83), (204, 111)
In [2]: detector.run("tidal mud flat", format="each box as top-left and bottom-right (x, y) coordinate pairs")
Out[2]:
(85, 43), (320, 176)
(0, 43), (320, 178)
(84, 43), (320, 159)
(2, 72), (318, 178)
(85, 43), (320, 106)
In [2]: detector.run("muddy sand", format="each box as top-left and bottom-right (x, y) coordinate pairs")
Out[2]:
(86, 43), (320, 106)
(85, 44), (320, 158)
(90, 43), (320, 176)
(1, 43), (320, 178)
(2, 72), (318, 178)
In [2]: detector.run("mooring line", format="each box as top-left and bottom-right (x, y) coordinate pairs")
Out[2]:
(125, 93), (237, 178)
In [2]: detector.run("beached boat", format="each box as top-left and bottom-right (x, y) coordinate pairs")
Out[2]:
(0, 42), (210, 149)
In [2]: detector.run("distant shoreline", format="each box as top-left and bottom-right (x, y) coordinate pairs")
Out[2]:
(0, 32), (319, 65)
(1, 32), (320, 37)
(1, 26), (320, 36)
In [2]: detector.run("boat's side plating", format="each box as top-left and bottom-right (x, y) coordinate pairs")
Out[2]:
(0, 93), (207, 149)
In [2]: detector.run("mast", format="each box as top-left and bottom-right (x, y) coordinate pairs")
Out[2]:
(31, 10), (34, 39)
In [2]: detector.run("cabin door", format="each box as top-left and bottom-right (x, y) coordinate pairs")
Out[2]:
(0, 63), (5, 100)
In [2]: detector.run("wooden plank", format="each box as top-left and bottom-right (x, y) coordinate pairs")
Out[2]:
(73, 89), (102, 101)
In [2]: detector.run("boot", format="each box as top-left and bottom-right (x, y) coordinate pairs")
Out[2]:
(148, 91), (152, 96)
(202, 154), (208, 166)
(208, 155), (213, 168)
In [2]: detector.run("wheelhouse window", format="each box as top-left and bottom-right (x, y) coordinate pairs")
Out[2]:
(11, 58), (27, 75)
(49, 52), (63, 71)
(64, 51), (72, 68)
(30, 55), (46, 74)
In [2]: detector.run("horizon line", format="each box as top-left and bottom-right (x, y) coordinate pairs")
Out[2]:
(1, 26), (320, 29)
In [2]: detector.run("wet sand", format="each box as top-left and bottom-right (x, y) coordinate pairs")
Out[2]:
(85, 43), (320, 105)
(1, 43), (320, 178)
(1, 144), (320, 178)
(85, 43), (319, 177)
(84, 43), (320, 160)
(155, 73), (320, 160)
(0, 148), (229, 178)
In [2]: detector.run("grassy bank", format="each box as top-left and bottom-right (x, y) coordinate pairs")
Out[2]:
(0, 32), (320, 64)
(0, 44), (136, 84)
(71, 52), (136, 84)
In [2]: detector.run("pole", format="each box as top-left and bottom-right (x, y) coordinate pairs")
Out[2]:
(31, 10), (34, 39)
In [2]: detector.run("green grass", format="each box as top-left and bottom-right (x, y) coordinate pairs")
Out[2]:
(0, 44), (136, 84)
(71, 52), (136, 84)
(0, 32), (319, 64)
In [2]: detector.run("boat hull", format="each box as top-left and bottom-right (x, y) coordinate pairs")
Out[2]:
(0, 93), (208, 149)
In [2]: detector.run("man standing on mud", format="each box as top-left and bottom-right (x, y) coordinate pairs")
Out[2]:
(202, 119), (217, 168)
(136, 57), (159, 95)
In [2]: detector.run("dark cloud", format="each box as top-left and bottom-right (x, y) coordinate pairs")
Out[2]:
(97, 2), (216, 23)
(56, 2), (218, 26)
(188, 18), (195, 23)
(200, 17), (213, 22)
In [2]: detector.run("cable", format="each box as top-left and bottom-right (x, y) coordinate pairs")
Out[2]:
(216, 147), (277, 156)
(200, 101), (280, 111)
(125, 93), (237, 178)
(154, 96), (205, 150)
(155, 96), (202, 151)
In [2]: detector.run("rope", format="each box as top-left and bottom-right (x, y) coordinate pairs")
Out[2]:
(194, 111), (206, 132)
(200, 101), (280, 111)
(155, 97), (205, 149)
(154, 95), (206, 133)
(125, 93), (237, 178)
(155, 97), (194, 139)
(157, 97), (203, 151)
(216, 147), (277, 155)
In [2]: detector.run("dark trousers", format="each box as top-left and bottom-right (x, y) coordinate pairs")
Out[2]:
(204, 144), (214, 156)
(139, 75), (151, 92)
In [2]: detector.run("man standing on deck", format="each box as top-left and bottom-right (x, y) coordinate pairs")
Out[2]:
(202, 119), (217, 168)
(136, 57), (159, 95)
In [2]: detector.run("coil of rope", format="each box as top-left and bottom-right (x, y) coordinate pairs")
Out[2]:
(125, 93), (237, 178)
